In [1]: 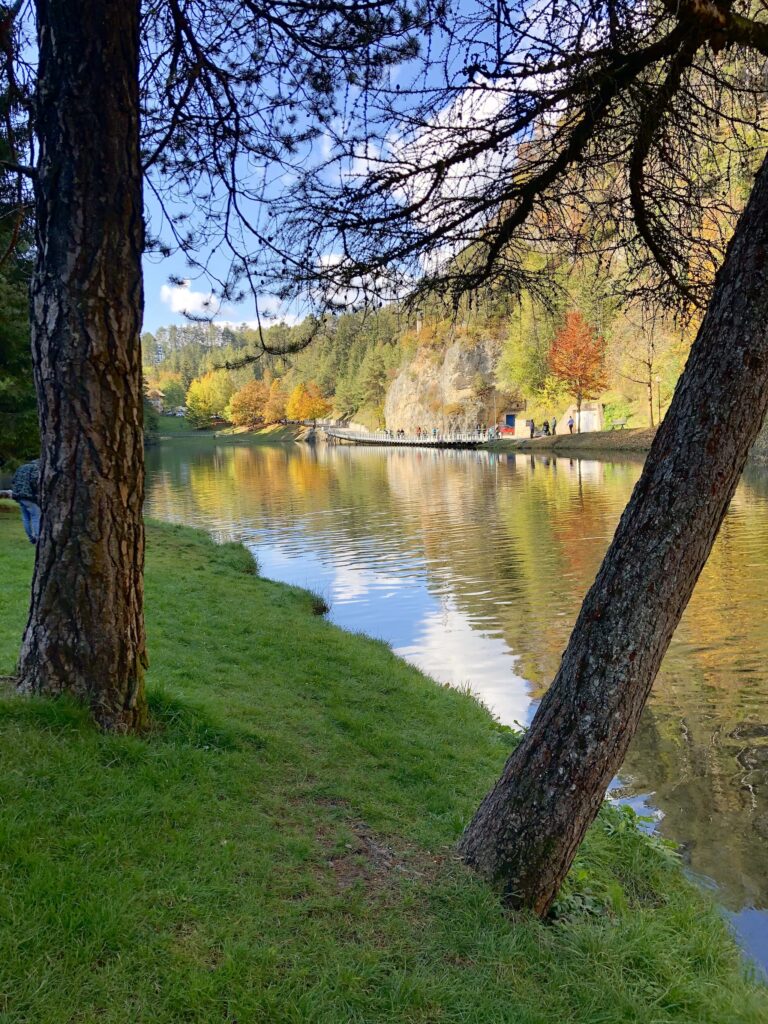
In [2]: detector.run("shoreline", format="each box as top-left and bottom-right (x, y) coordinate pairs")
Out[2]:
(484, 426), (658, 456)
(154, 417), (768, 471)
(486, 426), (768, 465)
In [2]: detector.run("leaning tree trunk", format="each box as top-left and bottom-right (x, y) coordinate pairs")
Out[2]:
(17, 0), (148, 731)
(458, 150), (768, 914)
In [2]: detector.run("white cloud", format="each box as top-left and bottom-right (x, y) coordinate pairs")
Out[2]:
(388, 84), (519, 285)
(159, 280), (215, 315)
(159, 283), (302, 327)
(255, 294), (303, 326)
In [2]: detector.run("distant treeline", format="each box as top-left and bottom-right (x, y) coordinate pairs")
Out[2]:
(143, 262), (695, 433)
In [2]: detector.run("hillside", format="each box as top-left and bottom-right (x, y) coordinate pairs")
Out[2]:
(143, 279), (695, 438)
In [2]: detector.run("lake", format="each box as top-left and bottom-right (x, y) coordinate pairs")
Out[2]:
(145, 436), (768, 972)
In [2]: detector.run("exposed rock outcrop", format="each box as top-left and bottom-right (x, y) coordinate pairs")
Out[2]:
(384, 335), (507, 433)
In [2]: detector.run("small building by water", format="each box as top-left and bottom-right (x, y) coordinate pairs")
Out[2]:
(556, 401), (604, 434)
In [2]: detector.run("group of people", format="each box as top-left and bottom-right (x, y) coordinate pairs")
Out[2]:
(0, 459), (41, 544)
(386, 425), (497, 440)
(528, 415), (575, 438)
(386, 417), (576, 441)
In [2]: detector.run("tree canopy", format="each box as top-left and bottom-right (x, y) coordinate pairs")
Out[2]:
(273, 0), (768, 314)
(1, 0), (439, 340)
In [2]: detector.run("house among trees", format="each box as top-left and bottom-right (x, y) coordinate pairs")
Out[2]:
(145, 388), (165, 414)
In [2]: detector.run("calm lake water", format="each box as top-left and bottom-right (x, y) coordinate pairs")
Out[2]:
(145, 437), (768, 972)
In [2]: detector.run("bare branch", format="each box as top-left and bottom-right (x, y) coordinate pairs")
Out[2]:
(0, 157), (35, 178)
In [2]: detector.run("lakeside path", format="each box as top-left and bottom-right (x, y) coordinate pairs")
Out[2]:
(157, 416), (659, 456)
(484, 426), (658, 456)
(0, 500), (765, 1020)
(486, 425), (768, 463)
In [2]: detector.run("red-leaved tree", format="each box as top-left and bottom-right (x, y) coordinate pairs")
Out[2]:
(547, 312), (608, 432)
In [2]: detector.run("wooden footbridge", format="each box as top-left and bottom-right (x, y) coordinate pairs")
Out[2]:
(324, 427), (488, 449)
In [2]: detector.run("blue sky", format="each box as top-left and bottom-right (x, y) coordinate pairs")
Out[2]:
(138, 12), (470, 336)
(141, 254), (301, 334)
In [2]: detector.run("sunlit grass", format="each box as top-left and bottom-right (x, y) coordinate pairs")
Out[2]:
(154, 413), (213, 436)
(0, 502), (764, 1022)
(211, 422), (304, 442)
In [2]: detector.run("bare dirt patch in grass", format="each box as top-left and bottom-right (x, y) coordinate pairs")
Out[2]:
(317, 818), (441, 893)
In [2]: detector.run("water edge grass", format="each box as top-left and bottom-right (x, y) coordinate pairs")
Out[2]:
(0, 501), (765, 1022)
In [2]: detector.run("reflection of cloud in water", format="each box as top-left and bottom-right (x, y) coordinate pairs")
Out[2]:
(728, 908), (768, 980)
(253, 543), (534, 727)
(332, 563), (403, 604)
(252, 541), (437, 653)
(396, 596), (534, 728)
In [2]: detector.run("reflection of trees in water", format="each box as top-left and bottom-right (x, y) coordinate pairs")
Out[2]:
(623, 699), (768, 908)
(146, 441), (768, 908)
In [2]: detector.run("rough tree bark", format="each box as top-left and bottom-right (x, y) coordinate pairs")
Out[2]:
(16, 0), (148, 731)
(458, 151), (768, 914)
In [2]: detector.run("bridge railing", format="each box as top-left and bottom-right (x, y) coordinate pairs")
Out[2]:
(325, 428), (491, 444)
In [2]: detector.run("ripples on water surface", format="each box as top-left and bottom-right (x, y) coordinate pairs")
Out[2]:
(146, 438), (768, 971)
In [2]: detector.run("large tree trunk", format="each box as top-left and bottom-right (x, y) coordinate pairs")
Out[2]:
(17, 0), (148, 732)
(458, 151), (768, 914)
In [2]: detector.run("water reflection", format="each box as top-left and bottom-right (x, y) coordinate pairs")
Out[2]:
(146, 439), (768, 969)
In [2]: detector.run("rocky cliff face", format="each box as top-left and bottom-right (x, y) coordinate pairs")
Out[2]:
(384, 335), (506, 433)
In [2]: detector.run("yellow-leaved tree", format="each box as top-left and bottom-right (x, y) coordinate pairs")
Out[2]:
(185, 371), (235, 427)
(286, 382), (331, 421)
(263, 379), (288, 423)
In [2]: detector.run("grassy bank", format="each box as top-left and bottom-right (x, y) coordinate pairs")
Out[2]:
(152, 415), (218, 440)
(213, 422), (306, 443)
(0, 504), (765, 1022)
(154, 417), (304, 445)
(487, 426), (658, 456)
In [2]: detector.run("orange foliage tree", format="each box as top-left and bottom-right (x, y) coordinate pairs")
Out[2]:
(263, 379), (288, 423)
(547, 312), (608, 432)
(227, 379), (269, 427)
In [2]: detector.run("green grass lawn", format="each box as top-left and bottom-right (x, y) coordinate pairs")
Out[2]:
(0, 501), (765, 1022)
(154, 414), (216, 438)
